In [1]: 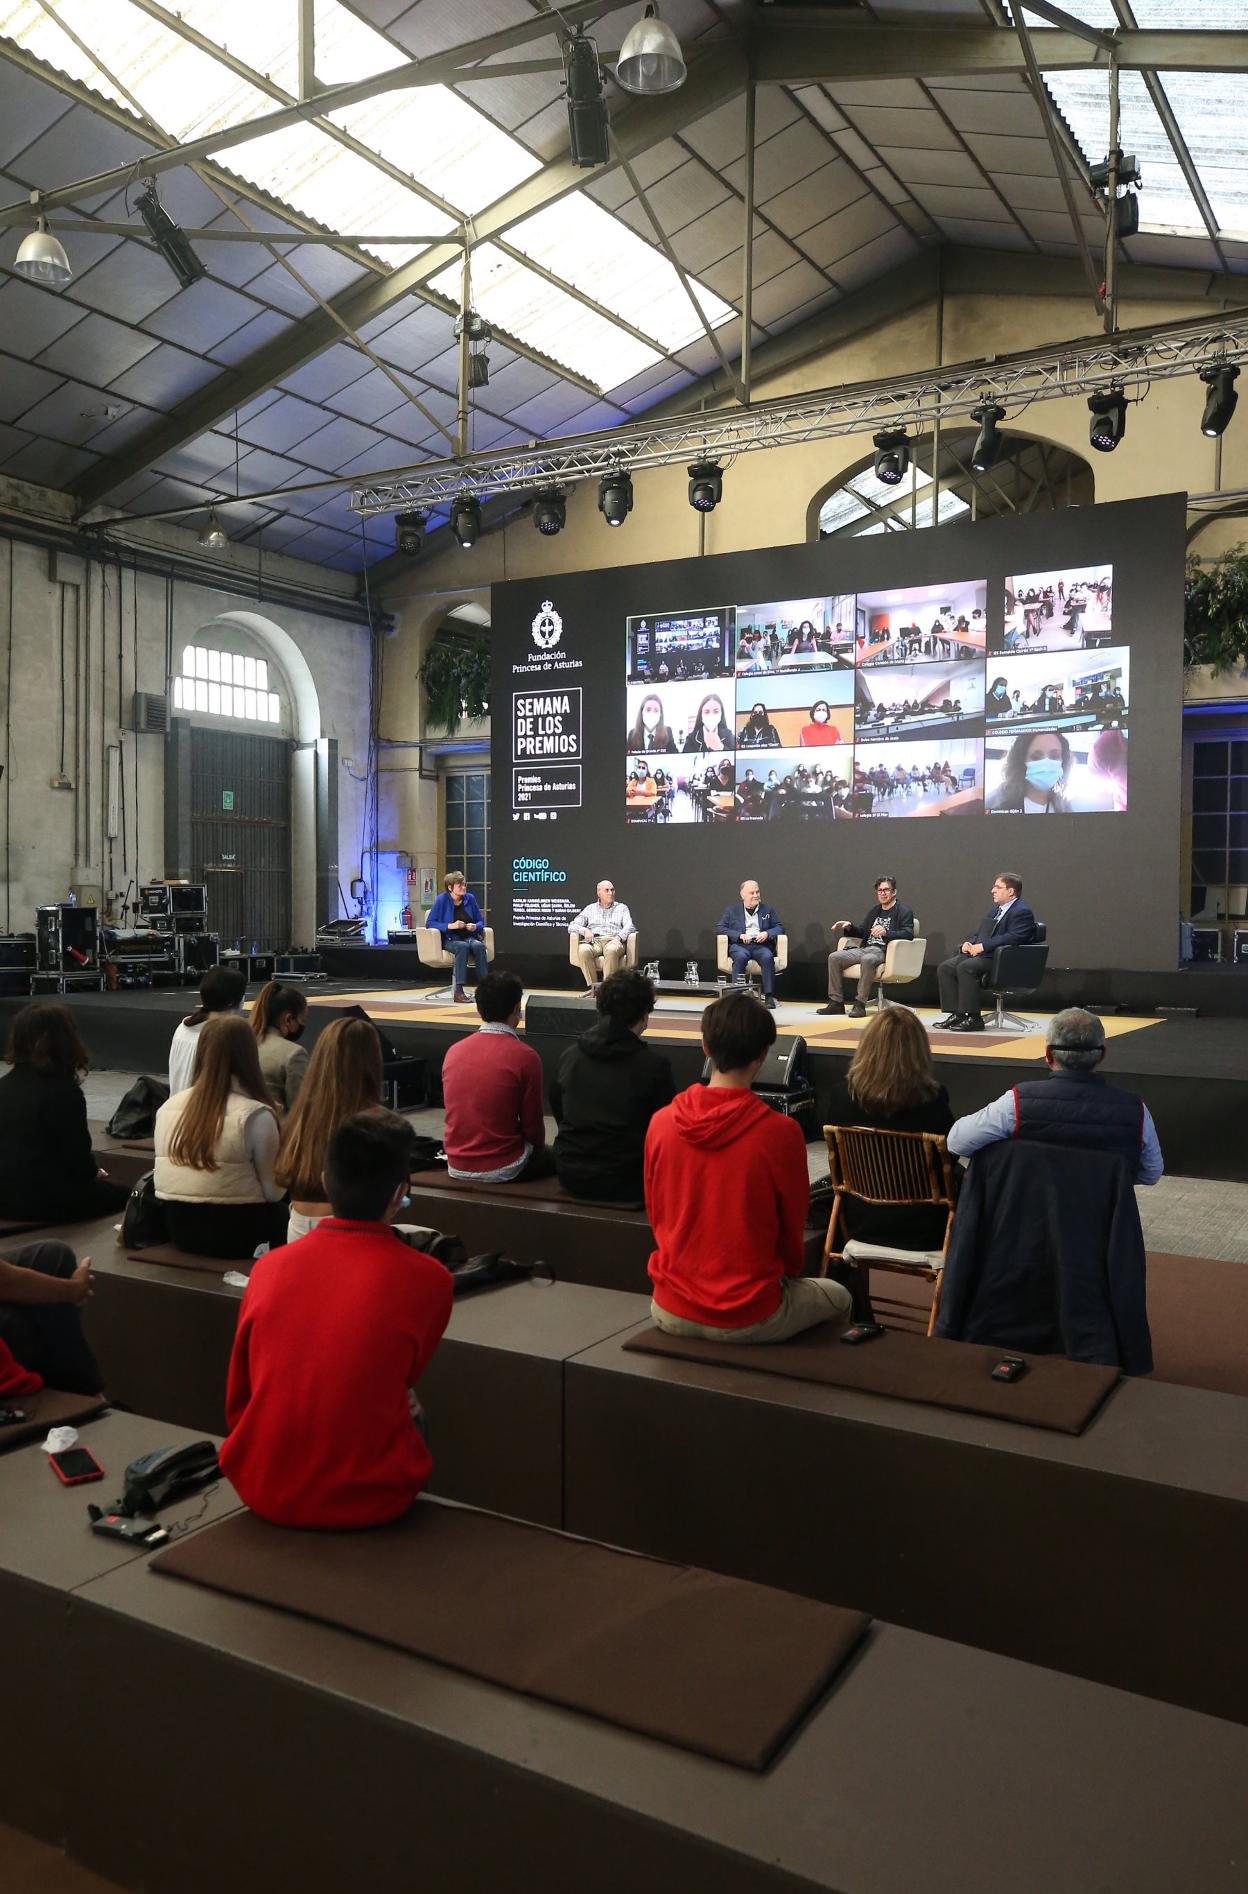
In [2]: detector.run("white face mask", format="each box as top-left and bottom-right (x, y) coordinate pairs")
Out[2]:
(812, 707), (829, 722)
(1025, 758), (1064, 792)
(642, 704), (660, 729)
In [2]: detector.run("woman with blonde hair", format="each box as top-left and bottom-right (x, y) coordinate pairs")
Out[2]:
(276, 1015), (384, 1241)
(824, 1005), (953, 1250)
(250, 981), (309, 1113)
(154, 1014), (286, 1258)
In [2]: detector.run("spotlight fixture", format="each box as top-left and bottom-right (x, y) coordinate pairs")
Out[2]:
(1088, 387), (1127, 453)
(872, 428), (910, 487)
(135, 178), (206, 290)
(14, 215), (71, 288)
(198, 509), (227, 549)
(564, 26), (610, 168)
(598, 468), (633, 526)
(395, 509), (427, 556)
(1199, 363), (1239, 438)
(1088, 149), (1142, 240)
(687, 459), (723, 512)
(970, 401), (1006, 474)
(450, 494), (482, 549)
(455, 309), (492, 388)
(533, 489), (566, 536)
(615, 4), (686, 96)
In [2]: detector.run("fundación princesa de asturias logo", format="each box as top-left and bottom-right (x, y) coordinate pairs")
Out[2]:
(531, 599), (563, 650)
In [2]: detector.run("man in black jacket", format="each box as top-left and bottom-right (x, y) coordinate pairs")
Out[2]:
(551, 971), (676, 1204)
(820, 876), (914, 1017)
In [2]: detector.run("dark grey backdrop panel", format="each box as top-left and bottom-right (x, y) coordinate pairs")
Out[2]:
(491, 494), (1185, 975)
(188, 726), (292, 950)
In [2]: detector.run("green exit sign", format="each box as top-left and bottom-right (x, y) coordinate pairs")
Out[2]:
(222, 789), (234, 811)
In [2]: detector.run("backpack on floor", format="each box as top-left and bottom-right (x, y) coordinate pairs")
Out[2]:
(107, 1074), (170, 1139)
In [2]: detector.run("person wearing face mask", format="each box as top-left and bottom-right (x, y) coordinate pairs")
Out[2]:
(799, 699), (842, 747)
(986, 676), (1012, 717)
(251, 982), (310, 1114)
(739, 702), (781, 748)
(935, 872), (1038, 1032)
(627, 693), (675, 754)
(988, 730), (1072, 814)
(683, 692), (733, 754)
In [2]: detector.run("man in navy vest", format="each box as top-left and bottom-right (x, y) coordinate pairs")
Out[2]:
(947, 1008), (1163, 1182)
(935, 870), (1037, 1032)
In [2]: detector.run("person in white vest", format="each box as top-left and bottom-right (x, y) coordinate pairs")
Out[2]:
(155, 1014), (287, 1259)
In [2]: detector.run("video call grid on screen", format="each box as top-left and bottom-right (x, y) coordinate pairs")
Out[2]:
(624, 565), (1127, 822)
(490, 495), (1184, 972)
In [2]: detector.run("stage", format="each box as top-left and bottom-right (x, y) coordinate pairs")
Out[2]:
(3, 980), (1245, 1183)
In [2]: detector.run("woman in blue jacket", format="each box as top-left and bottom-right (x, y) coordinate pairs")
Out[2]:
(426, 870), (488, 1001)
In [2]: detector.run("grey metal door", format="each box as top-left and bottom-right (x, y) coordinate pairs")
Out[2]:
(190, 727), (292, 949)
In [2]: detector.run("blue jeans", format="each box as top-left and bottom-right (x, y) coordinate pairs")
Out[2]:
(449, 936), (488, 986)
(729, 942), (775, 995)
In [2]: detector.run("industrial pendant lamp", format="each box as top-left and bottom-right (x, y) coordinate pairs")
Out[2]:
(198, 509), (227, 548)
(14, 216), (71, 288)
(615, 5), (686, 95)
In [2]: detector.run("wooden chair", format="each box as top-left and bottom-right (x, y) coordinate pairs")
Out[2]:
(820, 1125), (958, 1335)
(568, 931), (640, 987)
(414, 925), (496, 1001)
(837, 915), (927, 1012)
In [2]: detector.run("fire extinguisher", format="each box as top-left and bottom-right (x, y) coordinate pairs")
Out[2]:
(401, 901), (413, 931)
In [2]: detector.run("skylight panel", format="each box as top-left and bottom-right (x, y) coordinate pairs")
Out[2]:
(429, 243), (662, 391)
(506, 196), (735, 354)
(849, 462), (931, 510)
(1131, 1), (1248, 23)
(330, 87), (540, 218)
(819, 489), (871, 533)
(1041, 67), (1205, 232)
(1156, 72), (1248, 236)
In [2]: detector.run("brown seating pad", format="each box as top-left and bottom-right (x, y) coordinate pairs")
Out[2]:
(126, 1244), (246, 1276)
(410, 1167), (645, 1212)
(0, 1217), (52, 1237)
(0, 1388), (108, 1452)
(152, 1499), (869, 1769)
(121, 1138), (155, 1152)
(624, 1325), (1119, 1435)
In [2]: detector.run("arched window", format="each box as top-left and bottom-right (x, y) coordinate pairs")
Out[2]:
(170, 627), (291, 734)
(814, 431), (1095, 540)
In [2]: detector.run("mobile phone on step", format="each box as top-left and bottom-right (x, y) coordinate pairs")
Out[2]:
(49, 1446), (105, 1486)
(840, 1322), (885, 1345)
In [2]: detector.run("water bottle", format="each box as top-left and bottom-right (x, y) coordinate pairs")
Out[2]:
(685, 960), (699, 987)
(644, 960), (660, 982)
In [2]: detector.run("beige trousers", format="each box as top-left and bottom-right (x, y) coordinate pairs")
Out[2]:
(651, 1274), (852, 1344)
(578, 935), (627, 987)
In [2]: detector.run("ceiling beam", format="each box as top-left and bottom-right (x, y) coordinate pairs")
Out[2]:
(73, 42), (747, 512)
(753, 27), (1248, 83)
(0, 0), (638, 227)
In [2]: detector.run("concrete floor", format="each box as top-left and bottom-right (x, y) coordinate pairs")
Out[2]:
(79, 1069), (1248, 1267)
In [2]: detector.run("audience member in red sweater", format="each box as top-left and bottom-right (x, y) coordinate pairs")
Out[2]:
(440, 970), (554, 1182)
(645, 990), (852, 1343)
(220, 1111), (454, 1529)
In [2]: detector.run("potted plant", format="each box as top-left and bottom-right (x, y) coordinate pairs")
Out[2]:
(1184, 546), (1248, 673)
(418, 638), (490, 734)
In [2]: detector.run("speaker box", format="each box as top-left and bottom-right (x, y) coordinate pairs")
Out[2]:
(524, 994), (597, 1040)
(755, 1034), (809, 1093)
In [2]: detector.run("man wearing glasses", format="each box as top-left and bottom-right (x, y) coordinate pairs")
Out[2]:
(819, 876), (915, 1017)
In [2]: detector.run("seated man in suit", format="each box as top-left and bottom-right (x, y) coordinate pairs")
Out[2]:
(947, 1008), (1163, 1184)
(718, 877), (784, 1010)
(935, 871), (1037, 1032)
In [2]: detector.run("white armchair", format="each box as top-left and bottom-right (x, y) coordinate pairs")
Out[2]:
(716, 932), (789, 989)
(415, 924), (495, 1001)
(568, 932), (640, 986)
(840, 916), (926, 1011)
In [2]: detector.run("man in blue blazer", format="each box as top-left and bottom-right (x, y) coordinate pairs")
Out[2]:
(936, 872), (1037, 1032)
(718, 878), (784, 1009)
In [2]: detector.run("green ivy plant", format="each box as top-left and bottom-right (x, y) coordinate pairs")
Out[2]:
(1185, 545), (1248, 673)
(418, 638), (490, 734)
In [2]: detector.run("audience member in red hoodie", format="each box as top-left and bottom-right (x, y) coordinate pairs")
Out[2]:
(645, 990), (851, 1343)
(440, 970), (554, 1181)
(220, 1111), (454, 1528)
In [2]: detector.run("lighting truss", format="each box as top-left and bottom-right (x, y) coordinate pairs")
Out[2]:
(350, 307), (1248, 517)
